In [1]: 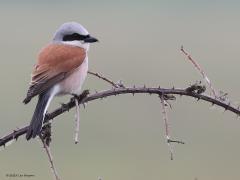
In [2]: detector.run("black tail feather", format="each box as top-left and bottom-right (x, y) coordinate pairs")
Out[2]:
(26, 91), (51, 140)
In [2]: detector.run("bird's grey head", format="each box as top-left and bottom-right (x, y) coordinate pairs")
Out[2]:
(52, 22), (98, 50)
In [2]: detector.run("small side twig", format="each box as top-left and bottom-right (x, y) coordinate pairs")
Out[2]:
(159, 95), (185, 160)
(72, 90), (90, 144)
(74, 98), (80, 144)
(88, 71), (120, 88)
(159, 95), (174, 160)
(181, 46), (218, 98)
(40, 135), (60, 180)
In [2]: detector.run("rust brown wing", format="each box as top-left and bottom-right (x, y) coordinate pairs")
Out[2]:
(23, 43), (86, 104)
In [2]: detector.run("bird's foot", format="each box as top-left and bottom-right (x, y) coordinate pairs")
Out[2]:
(71, 89), (90, 103)
(41, 123), (52, 146)
(60, 103), (70, 111)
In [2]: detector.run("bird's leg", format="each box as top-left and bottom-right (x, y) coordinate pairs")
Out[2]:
(71, 90), (90, 144)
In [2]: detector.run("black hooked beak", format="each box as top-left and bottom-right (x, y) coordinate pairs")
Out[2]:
(84, 35), (99, 43)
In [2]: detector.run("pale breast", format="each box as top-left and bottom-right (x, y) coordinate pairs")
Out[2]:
(57, 57), (88, 95)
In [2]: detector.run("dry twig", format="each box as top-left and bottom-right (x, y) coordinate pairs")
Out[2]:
(40, 135), (60, 180)
(159, 95), (185, 160)
(88, 71), (120, 88)
(74, 98), (80, 144)
(159, 95), (174, 160)
(181, 46), (218, 98)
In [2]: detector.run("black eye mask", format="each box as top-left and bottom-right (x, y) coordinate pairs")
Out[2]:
(63, 33), (90, 41)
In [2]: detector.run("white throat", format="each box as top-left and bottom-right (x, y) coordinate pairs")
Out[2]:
(62, 41), (90, 51)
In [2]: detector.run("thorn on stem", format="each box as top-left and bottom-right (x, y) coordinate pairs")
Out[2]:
(61, 103), (69, 111)
(180, 45), (184, 51)
(167, 139), (185, 144)
(225, 102), (231, 111)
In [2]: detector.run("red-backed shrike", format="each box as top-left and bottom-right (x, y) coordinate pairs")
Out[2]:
(23, 22), (98, 140)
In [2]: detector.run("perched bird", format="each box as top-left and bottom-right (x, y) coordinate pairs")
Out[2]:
(23, 22), (98, 140)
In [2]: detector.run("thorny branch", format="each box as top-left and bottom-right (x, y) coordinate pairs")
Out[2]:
(1, 84), (240, 148)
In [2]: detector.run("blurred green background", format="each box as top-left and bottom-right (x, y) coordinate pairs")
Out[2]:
(0, 0), (240, 179)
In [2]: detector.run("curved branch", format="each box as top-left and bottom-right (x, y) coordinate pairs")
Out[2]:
(1, 85), (239, 147)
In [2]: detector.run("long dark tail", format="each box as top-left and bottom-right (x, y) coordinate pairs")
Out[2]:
(26, 90), (52, 140)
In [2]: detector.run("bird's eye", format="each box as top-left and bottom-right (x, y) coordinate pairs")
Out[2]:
(63, 33), (90, 41)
